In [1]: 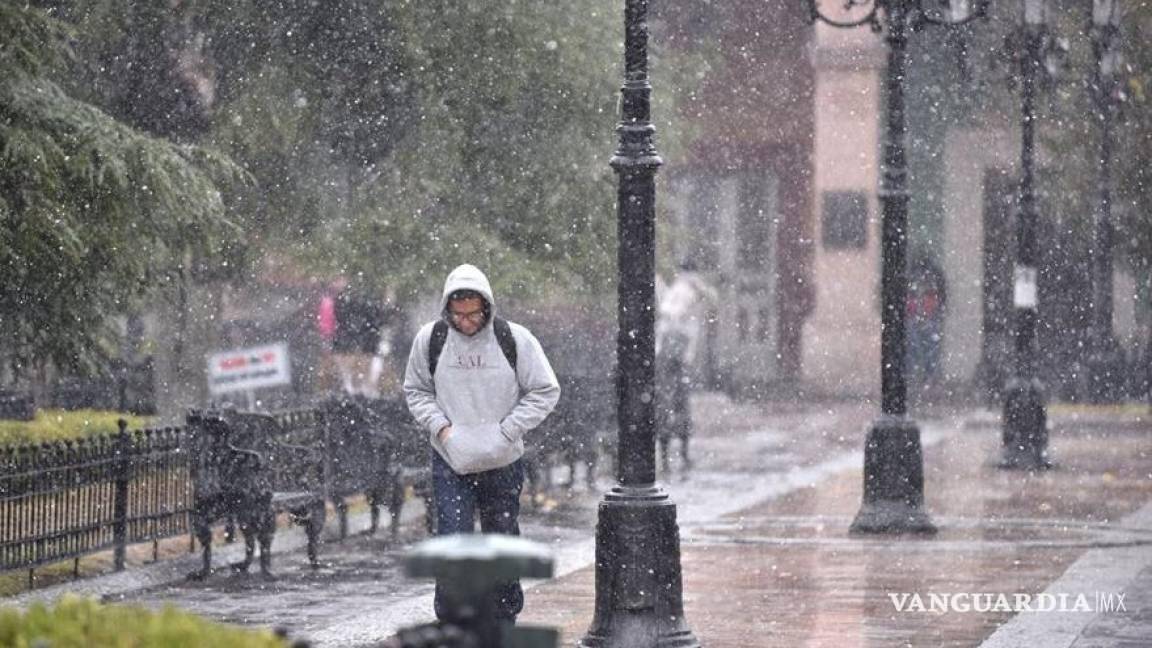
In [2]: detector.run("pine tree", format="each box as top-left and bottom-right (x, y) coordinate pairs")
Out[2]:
(0, 3), (242, 379)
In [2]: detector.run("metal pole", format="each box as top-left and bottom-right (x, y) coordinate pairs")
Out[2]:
(850, 0), (936, 534)
(580, 1), (699, 645)
(879, 4), (910, 419)
(1001, 21), (1050, 470)
(112, 419), (132, 570)
(1088, 23), (1120, 402)
(613, 0), (660, 493)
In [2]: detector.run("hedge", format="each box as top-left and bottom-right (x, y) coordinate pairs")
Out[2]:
(0, 410), (153, 445)
(0, 597), (293, 647)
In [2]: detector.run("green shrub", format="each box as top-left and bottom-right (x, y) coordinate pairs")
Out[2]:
(0, 597), (291, 647)
(0, 410), (154, 445)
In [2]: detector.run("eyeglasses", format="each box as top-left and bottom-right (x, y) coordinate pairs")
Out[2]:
(449, 308), (486, 324)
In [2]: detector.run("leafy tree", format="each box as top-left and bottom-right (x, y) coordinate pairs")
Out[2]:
(945, 1), (1152, 279)
(1014, 0), (1152, 274)
(306, 0), (626, 299)
(61, 0), (696, 303)
(0, 2), (242, 380)
(1114, 2), (1152, 273)
(7, 0), (702, 396)
(198, 0), (638, 300)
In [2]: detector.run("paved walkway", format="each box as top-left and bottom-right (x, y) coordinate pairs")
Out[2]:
(5, 397), (1150, 647)
(521, 403), (1152, 647)
(7, 395), (894, 646)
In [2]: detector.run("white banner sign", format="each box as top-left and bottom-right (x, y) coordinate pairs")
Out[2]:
(207, 343), (292, 395)
(1013, 265), (1038, 309)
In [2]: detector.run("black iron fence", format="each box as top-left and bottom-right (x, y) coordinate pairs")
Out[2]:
(0, 380), (617, 587)
(0, 421), (190, 584)
(0, 398), (435, 586)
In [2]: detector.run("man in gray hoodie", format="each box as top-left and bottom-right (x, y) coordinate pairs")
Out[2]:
(403, 264), (560, 622)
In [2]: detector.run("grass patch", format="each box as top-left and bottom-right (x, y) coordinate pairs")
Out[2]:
(0, 410), (154, 445)
(0, 533), (187, 598)
(1049, 402), (1151, 417)
(0, 596), (290, 647)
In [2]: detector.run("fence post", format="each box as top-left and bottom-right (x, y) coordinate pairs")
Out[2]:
(112, 419), (131, 571)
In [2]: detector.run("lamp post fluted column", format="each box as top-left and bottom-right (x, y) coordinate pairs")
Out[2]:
(807, 0), (987, 533)
(1087, 0), (1123, 403)
(853, 0), (936, 534)
(580, 1), (699, 646)
(1001, 0), (1051, 470)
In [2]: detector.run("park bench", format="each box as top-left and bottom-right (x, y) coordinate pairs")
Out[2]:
(346, 396), (435, 536)
(525, 372), (616, 500)
(366, 396), (436, 535)
(323, 395), (436, 539)
(324, 395), (420, 539)
(187, 409), (327, 579)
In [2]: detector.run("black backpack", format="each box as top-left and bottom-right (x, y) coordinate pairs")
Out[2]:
(428, 317), (517, 377)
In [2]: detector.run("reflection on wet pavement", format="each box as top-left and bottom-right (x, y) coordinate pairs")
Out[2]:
(523, 407), (1152, 648)
(34, 396), (1152, 648)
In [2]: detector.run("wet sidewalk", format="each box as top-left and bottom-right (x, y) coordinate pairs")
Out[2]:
(520, 405), (1152, 647)
(5, 397), (1150, 647)
(8, 394), (888, 646)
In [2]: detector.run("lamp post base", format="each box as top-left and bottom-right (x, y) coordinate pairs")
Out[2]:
(1000, 377), (1052, 470)
(579, 486), (699, 648)
(850, 417), (937, 535)
(852, 500), (938, 535)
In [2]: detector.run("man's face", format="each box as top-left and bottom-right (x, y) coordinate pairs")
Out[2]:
(448, 296), (486, 336)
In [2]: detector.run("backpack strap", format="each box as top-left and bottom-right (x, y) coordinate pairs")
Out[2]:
(428, 320), (449, 377)
(492, 317), (518, 371)
(427, 317), (517, 377)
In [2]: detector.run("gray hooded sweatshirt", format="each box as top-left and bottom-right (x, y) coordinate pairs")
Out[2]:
(403, 264), (560, 474)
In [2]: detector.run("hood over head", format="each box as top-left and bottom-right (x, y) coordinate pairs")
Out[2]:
(440, 264), (496, 327)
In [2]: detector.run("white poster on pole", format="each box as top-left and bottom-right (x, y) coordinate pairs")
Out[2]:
(1013, 265), (1038, 309)
(207, 343), (292, 396)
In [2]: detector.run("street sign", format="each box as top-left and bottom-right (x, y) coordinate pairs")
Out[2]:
(207, 343), (292, 396)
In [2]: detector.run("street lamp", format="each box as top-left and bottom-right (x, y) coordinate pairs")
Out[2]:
(1001, 0), (1053, 470)
(579, 1), (699, 646)
(1086, 0), (1124, 403)
(807, 0), (987, 533)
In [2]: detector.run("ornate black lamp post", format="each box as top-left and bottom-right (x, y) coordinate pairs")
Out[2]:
(579, 2), (699, 646)
(1001, 0), (1054, 470)
(806, 0), (987, 533)
(1086, 0), (1124, 403)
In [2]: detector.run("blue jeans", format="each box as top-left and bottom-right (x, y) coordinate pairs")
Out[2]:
(431, 451), (524, 621)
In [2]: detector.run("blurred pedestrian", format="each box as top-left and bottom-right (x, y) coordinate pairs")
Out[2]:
(403, 264), (560, 624)
(332, 288), (384, 395)
(655, 260), (717, 473)
(656, 260), (716, 370)
(906, 255), (947, 393)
